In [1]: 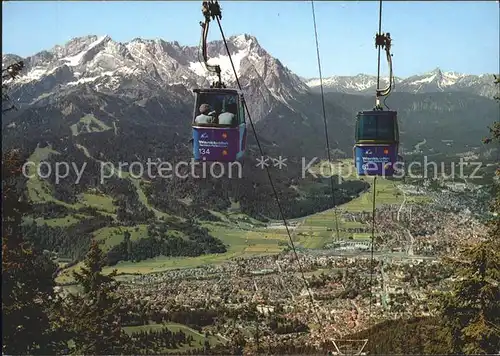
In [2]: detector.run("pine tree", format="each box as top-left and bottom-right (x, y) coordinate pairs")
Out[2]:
(2, 150), (64, 354)
(441, 242), (500, 354)
(485, 74), (500, 238)
(124, 229), (132, 258)
(439, 74), (500, 354)
(65, 240), (131, 354)
(483, 74), (500, 146)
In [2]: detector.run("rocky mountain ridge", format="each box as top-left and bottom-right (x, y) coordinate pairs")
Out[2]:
(2, 34), (310, 122)
(2, 33), (498, 157)
(305, 68), (497, 98)
(3, 34), (497, 109)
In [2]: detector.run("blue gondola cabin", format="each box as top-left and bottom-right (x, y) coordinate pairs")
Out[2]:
(192, 88), (247, 162)
(354, 110), (399, 176)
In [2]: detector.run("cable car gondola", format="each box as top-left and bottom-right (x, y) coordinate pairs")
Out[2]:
(192, 88), (247, 162)
(191, 0), (247, 162)
(354, 109), (399, 176)
(354, 25), (401, 177)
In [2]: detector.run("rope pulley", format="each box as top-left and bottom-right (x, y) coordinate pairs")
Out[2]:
(202, 0), (221, 21)
(375, 32), (391, 50)
(200, 1), (225, 88)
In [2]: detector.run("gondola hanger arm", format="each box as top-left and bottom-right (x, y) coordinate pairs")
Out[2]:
(375, 32), (393, 100)
(200, 1), (224, 88)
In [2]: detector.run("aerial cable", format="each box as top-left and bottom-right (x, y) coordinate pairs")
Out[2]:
(213, 13), (324, 331)
(198, 1), (323, 346)
(375, 0), (383, 93)
(367, 0), (388, 347)
(311, 0), (341, 242)
(368, 176), (377, 344)
(198, 5), (263, 351)
(311, 3), (370, 354)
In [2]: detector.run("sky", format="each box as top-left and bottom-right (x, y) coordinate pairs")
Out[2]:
(2, 1), (499, 79)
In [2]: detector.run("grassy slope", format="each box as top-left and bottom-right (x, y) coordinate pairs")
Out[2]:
(295, 159), (428, 248)
(70, 114), (112, 136)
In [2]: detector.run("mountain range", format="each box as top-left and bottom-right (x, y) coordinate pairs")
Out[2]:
(3, 34), (498, 153)
(306, 69), (497, 98)
(3, 34), (496, 105)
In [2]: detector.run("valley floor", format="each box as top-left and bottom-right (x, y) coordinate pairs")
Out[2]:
(53, 159), (426, 282)
(39, 156), (489, 352)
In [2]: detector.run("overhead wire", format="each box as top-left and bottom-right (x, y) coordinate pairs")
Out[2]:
(368, 0), (387, 345)
(368, 176), (377, 343)
(310, 2), (377, 353)
(214, 15), (325, 331)
(375, 0), (383, 94)
(311, 0), (341, 243)
(198, 5), (263, 350)
(204, 0), (396, 351)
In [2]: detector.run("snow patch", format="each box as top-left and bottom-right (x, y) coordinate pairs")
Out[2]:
(248, 51), (262, 62)
(14, 66), (60, 84)
(440, 72), (464, 87)
(117, 66), (138, 75)
(62, 36), (107, 66)
(440, 76), (456, 87)
(269, 87), (296, 112)
(66, 71), (115, 86)
(22, 68), (47, 82)
(188, 49), (248, 83)
(233, 35), (251, 48)
(67, 76), (101, 86)
(412, 74), (436, 84)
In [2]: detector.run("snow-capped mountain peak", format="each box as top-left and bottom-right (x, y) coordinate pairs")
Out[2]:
(2, 33), (496, 112)
(305, 73), (402, 94)
(400, 67), (479, 93)
(306, 67), (495, 98)
(2, 33), (310, 118)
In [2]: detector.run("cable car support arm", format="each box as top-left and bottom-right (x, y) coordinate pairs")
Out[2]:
(200, 1), (225, 88)
(374, 0), (393, 110)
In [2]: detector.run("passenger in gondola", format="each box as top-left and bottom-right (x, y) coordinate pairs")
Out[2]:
(209, 100), (223, 121)
(195, 103), (215, 124)
(218, 102), (236, 126)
